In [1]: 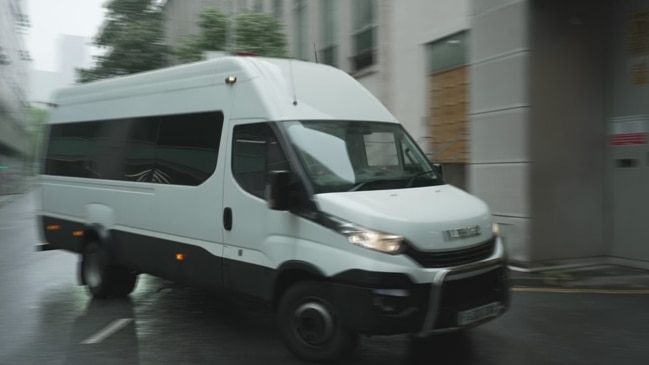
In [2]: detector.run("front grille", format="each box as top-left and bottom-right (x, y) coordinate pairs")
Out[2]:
(404, 238), (496, 268)
(435, 267), (508, 329)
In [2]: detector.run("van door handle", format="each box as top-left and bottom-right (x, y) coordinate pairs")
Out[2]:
(223, 207), (232, 231)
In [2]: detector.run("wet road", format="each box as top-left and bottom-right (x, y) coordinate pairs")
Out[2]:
(1, 192), (649, 365)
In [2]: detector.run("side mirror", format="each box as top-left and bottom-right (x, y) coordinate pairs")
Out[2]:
(266, 170), (296, 211)
(433, 163), (444, 179)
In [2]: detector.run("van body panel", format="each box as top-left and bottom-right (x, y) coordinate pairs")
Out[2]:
(315, 185), (494, 251)
(38, 56), (510, 344)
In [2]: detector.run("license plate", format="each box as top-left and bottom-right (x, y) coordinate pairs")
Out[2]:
(457, 302), (502, 326)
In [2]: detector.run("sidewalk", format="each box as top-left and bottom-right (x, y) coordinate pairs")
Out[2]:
(510, 264), (649, 291)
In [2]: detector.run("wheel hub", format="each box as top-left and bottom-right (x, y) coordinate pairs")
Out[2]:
(293, 302), (334, 346)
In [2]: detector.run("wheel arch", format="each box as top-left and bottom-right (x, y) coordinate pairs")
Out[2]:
(272, 260), (327, 309)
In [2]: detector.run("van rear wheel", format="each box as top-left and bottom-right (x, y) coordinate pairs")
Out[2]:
(81, 241), (137, 298)
(277, 281), (358, 363)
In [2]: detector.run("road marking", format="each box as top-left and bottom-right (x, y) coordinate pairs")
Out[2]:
(513, 287), (649, 295)
(81, 318), (134, 344)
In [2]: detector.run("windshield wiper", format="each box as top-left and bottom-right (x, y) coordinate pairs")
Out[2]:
(349, 170), (439, 192)
(405, 170), (437, 188)
(349, 178), (399, 192)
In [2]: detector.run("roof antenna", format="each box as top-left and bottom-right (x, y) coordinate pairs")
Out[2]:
(289, 59), (298, 106)
(314, 43), (319, 63)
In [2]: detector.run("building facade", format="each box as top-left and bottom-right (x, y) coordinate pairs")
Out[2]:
(162, 0), (649, 269)
(58, 35), (88, 87)
(471, 0), (649, 270)
(0, 0), (30, 194)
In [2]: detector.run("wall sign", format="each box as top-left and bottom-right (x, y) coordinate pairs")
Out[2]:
(628, 11), (649, 84)
(610, 116), (649, 146)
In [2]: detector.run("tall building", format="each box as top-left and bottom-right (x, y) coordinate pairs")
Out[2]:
(162, 0), (649, 270)
(29, 69), (62, 105)
(58, 34), (88, 86)
(0, 0), (30, 194)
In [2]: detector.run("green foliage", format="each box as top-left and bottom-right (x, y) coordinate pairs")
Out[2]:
(25, 107), (50, 174)
(77, 0), (168, 83)
(175, 9), (288, 63)
(234, 12), (288, 58)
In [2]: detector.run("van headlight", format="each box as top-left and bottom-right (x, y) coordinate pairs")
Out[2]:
(493, 223), (501, 237)
(327, 216), (404, 254)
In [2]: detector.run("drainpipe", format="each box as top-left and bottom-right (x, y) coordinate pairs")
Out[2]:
(379, 0), (393, 112)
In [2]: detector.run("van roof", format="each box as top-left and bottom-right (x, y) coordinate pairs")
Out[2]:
(52, 56), (397, 124)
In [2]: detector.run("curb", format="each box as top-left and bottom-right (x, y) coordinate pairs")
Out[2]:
(508, 267), (649, 292)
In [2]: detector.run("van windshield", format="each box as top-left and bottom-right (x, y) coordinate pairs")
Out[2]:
(282, 120), (443, 193)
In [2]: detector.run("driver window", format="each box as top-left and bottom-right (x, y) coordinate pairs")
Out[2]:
(232, 123), (290, 198)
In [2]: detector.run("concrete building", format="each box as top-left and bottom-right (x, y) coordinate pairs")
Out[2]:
(161, 0), (649, 269)
(57, 35), (88, 86)
(0, 0), (30, 194)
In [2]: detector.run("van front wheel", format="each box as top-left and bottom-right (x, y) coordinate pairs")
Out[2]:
(277, 281), (358, 363)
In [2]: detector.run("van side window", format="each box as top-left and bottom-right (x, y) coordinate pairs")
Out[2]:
(232, 123), (290, 198)
(45, 122), (99, 178)
(124, 119), (158, 183)
(44, 111), (224, 186)
(155, 112), (224, 186)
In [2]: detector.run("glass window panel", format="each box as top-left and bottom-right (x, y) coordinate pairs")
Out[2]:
(427, 32), (469, 74)
(155, 112), (224, 186)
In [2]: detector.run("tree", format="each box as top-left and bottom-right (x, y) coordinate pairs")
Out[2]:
(235, 12), (288, 58)
(175, 9), (288, 64)
(26, 107), (49, 175)
(76, 0), (168, 83)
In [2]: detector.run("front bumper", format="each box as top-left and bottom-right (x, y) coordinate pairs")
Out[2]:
(330, 240), (511, 336)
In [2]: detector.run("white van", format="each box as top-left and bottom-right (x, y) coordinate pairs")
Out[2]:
(38, 56), (510, 362)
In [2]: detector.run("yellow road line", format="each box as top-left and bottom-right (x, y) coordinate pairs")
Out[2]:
(512, 287), (649, 294)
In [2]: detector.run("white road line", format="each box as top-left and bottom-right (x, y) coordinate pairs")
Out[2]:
(81, 318), (134, 345)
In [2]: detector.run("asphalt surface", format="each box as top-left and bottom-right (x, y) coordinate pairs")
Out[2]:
(1, 191), (649, 365)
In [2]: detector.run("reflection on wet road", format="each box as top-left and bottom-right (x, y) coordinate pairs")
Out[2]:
(1, 193), (648, 365)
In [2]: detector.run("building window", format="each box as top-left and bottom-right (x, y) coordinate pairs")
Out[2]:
(352, 0), (376, 71)
(274, 0), (283, 19)
(232, 123), (290, 199)
(293, 0), (307, 60)
(426, 31), (470, 165)
(319, 0), (337, 67)
(426, 32), (469, 74)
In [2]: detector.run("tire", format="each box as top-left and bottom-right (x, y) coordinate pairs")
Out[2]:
(277, 281), (359, 363)
(81, 241), (138, 298)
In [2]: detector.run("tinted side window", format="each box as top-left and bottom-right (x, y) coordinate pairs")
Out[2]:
(155, 111), (224, 186)
(44, 111), (224, 186)
(123, 119), (159, 183)
(46, 122), (98, 178)
(87, 120), (129, 180)
(232, 123), (290, 198)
